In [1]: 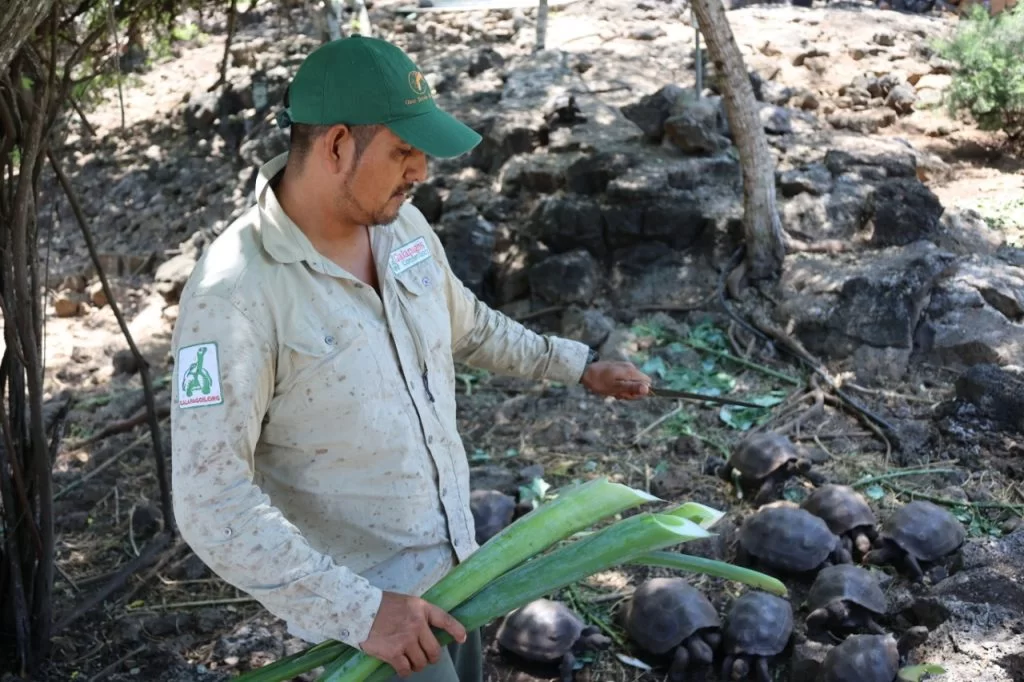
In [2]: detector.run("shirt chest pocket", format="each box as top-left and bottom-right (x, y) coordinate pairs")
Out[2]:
(274, 302), (382, 403)
(393, 259), (452, 352)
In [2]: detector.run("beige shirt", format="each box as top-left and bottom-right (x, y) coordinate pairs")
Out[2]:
(169, 152), (590, 650)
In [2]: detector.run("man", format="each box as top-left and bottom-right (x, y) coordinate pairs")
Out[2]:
(170, 35), (651, 681)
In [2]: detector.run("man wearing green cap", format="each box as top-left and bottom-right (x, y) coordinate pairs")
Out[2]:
(170, 35), (650, 681)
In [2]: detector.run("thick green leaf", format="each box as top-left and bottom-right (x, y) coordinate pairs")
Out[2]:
(898, 663), (947, 681)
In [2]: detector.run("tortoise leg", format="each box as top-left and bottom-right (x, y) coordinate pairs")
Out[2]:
(754, 656), (772, 682)
(863, 543), (898, 568)
(667, 645), (690, 682)
(830, 543), (853, 565)
(752, 477), (779, 506)
(717, 463), (734, 483)
(684, 634), (714, 666)
(720, 655), (736, 681)
(840, 534), (854, 558)
(558, 652), (576, 682)
(903, 553), (926, 582)
(734, 543), (754, 568)
(578, 626), (612, 651)
(701, 630), (721, 653)
(864, 616), (887, 635)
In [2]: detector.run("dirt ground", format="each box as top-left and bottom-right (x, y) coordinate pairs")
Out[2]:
(7, 0), (1024, 680)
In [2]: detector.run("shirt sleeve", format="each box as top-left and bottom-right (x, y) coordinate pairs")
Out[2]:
(170, 292), (383, 650)
(421, 228), (591, 384)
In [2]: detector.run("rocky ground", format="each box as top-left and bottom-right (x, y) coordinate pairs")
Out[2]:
(11, 0), (1024, 680)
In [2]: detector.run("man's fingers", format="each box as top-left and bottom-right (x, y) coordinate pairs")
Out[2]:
(419, 626), (443, 665)
(405, 642), (429, 672)
(427, 604), (467, 643)
(392, 654), (414, 678)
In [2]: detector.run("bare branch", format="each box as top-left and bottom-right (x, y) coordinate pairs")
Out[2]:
(47, 149), (176, 536)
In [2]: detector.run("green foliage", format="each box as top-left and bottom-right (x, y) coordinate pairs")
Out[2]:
(936, 3), (1024, 143)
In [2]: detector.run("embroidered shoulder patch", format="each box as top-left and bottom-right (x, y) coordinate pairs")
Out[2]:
(177, 342), (224, 409)
(389, 236), (431, 276)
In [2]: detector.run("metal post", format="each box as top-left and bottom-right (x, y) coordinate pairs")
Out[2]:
(693, 2), (702, 96)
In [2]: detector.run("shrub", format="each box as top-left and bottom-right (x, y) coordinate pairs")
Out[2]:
(936, 3), (1024, 146)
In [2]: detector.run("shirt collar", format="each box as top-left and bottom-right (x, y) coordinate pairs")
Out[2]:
(254, 152), (326, 266)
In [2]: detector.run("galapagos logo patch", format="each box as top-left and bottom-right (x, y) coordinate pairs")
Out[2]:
(405, 70), (431, 105)
(177, 342), (223, 409)
(389, 237), (431, 275)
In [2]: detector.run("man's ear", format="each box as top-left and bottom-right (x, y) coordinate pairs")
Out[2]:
(321, 124), (353, 172)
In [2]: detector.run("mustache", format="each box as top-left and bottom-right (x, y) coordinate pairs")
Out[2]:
(393, 184), (413, 197)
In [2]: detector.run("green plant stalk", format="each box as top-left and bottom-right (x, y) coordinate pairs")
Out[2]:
(632, 551), (788, 597)
(236, 478), (659, 682)
(684, 340), (803, 386)
(852, 468), (960, 488)
(322, 512), (713, 682)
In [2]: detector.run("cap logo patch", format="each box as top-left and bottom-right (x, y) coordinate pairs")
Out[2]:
(406, 70), (431, 105)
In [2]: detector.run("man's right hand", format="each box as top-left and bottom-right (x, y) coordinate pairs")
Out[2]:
(359, 591), (468, 677)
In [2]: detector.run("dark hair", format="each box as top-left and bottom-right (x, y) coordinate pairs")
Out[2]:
(284, 86), (381, 164)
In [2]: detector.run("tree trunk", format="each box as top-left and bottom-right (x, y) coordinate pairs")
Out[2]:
(0, 0), (57, 72)
(690, 0), (785, 281)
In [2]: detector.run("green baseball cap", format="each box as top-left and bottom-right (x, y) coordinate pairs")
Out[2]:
(284, 35), (482, 159)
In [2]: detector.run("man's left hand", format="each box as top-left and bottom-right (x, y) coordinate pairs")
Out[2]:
(581, 361), (651, 400)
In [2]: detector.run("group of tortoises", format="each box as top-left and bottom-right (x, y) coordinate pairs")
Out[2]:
(473, 430), (967, 682)
(723, 433), (967, 584)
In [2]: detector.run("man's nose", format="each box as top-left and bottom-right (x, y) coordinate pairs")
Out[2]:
(406, 150), (428, 183)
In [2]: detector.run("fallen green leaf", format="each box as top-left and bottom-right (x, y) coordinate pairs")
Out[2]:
(898, 663), (947, 681)
(865, 484), (886, 500)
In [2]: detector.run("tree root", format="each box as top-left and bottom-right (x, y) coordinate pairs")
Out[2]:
(716, 246), (903, 453)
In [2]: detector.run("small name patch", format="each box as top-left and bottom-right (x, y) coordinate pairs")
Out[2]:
(177, 342), (224, 409)
(389, 237), (431, 276)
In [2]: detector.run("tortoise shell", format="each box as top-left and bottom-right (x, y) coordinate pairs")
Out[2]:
(822, 633), (899, 682)
(739, 506), (840, 572)
(802, 485), (877, 536)
(726, 432), (800, 479)
(880, 501), (966, 562)
(807, 564), (887, 616)
(623, 577), (720, 655)
(722, 591), (793, 657)
(496, 599), (583, 662)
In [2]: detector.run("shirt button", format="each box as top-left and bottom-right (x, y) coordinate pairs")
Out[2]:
(325, 335), (335, 345)
(340, 629), (350, 639)
(222, 527), (232, 538)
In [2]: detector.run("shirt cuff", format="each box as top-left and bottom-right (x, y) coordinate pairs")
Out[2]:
(545, 337), (592, 385)
(324, 580), (384, 650)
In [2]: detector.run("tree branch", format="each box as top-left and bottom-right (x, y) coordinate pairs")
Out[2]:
(47, 149), (176, 537)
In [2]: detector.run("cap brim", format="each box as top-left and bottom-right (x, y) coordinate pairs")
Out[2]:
(387, 107), (482, 159)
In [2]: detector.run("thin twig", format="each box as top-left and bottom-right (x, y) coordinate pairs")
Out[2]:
(633, 405), (683, 444)
(884, 483), (1024, 513)
(54, 531), (174, 634)
(851, 468), (961, 489)
(683, 339), (802, 386)
(54, 425), (160, 500)
(105, 0), (126, 131)
(73, 403), (171, 448)
(211, 0), (239, 91)
(843, 382), (939, 404)
(515, 305), (565, 322)
(69, 97), (97, 137)
(48, 150), (175, 536)
(129, 596), (258, 611)
(87, 644), (146, 682)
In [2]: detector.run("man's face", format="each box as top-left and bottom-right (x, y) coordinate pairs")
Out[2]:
(335, 127), (429, 227)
